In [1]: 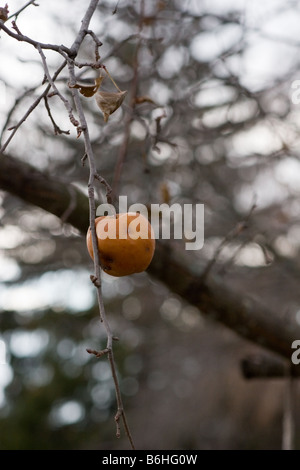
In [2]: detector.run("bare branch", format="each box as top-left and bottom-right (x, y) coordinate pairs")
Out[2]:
(72, 60), (103, 70)
(0, 60), (67, 153)
(60, 186), (78, 224)
(43, 96), (70, 135)
(66, 11), (135, 444)
(37, 45), (79, 128)
(0, 153), (298, 361)
(8, 0), (39, 21)
(108, 349), (135, 447)
(85, 30), (103, 61)
(111, 0), (144, 198)
(0, 84), (37, 144)
(68, 0), (101, 58)
(0, 21), (71, 56)
(1, 0), (135, 445)
(112, 0), (121, 15)
(95, 172), (113, 205)
(201, 201), (257, 280)
(86, 348), (109, 358)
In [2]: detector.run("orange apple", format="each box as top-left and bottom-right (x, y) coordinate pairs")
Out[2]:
(86, 212), (155, 277)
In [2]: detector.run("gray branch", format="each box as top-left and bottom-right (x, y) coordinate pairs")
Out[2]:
(0, 153), (299, 361)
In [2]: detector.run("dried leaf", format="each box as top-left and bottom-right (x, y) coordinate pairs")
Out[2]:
(0, 3), (9, 22)
(69, 77), (104, 98)
(135, 96), (156, 105)
(95, 90), (127, 122)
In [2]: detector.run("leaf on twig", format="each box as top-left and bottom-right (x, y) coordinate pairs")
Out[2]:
(69, 76), (103, 98)
(0, 3), (9, 21)
(95, 90), (127, 122)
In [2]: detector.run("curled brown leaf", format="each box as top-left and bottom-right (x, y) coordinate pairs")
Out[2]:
(95, 90), (127, 122)
(69, 76), (103, 98)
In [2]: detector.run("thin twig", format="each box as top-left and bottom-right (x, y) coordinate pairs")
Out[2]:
(68, 54), (135, 448)
(108, 348), (135, 447)
(86, 348), (109, 358)
(43, 96), (70, 135)
(73, 60), (103, 70)
(8, 0), (39, 20)
(0, 60), (67, 153)
(152, 110), (167, 152)
(1, 0), (136, 449)
(37, 45), (79, 128)
(201, 202), (257, 280)
(68, 0), (101, 58)
(0, 21), (71, 56)
(60, 186), (78, 224)
(0, 84), (37, 144)
(95, 172), (113, 205)
(112, 0), (121, 15)
(111, 0), (145, 198)
(81, 153), (88, 166)
(11, 20), (23, 35)
(85, 30), (103, 61)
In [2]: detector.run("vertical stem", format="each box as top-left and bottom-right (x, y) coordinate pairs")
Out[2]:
(68, 60), (135, 449)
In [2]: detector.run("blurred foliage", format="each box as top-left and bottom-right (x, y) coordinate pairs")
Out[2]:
(1, 0), (300, 450)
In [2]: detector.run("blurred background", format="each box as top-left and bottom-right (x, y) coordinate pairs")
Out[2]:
(1, 0), (300, 449)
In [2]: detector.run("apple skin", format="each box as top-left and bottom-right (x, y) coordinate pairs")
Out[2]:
(86, 213), (155, 277)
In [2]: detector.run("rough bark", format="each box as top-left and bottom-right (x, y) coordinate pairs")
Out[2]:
(0, 152), (299, 360)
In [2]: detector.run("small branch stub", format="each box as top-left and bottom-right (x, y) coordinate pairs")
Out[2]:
(115, 409), (122, 439)
(86, 347), (109, 358)
(90, 274), (101, 287)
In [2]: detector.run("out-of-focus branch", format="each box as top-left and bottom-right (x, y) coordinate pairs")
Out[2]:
(111, 0), (144, 199)
(1, 154), (300, 361)
(0, 60), (67, 153)
(241, 354), (300, 379)
(149, 242), (300, 360)
(0, 153), (90, 230)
